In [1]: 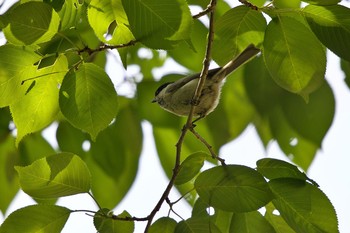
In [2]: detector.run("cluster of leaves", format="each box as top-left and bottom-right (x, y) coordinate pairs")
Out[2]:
(0, 153), (338, 233)
(0, 0), (349, 232)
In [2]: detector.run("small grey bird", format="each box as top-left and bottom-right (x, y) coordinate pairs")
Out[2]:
(152, 44), (260, 120)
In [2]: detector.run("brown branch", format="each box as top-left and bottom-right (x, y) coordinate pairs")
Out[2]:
(238, 0), (259, 10)
(143, 0), (218, 232)
(189, 127), (226, 165)
(78, 40), (137, 56)
(192, 3), (215, 19)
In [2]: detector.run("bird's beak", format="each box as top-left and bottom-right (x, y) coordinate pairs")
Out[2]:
(151, 98), (157, 103)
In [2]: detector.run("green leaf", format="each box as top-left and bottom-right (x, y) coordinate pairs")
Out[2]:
(0, 45), (41, 107)
(0, 204), (70, 233)
(301, 0), (340, 6)
(87, 0), (134, 45)
(0, 136), (19, 214)
(121, 0), (192, 49)
(149, 217), (177, 233)
(18, 133), (56, 166)
(89, 99), (142, 208)
(273, 0), (301, 8)
(94, 209), (134, 233)
(4, 2), (60, 45)
(206, 67), (255, 146)
(10, 55), (68, 144)
(263, 13), (326, 98)
(175, 217), (221, 233)
(175, 152), (208, 185)
(230, 211), (276, 233)
(56, 121), (89, 159)
(59, 63), (118, 140)
(57, 0), (83, 31)
(341, 59), (350, 89)
(265, 202), (295, 233)
(194, 165), (272, 212)
(269, 106), (318, 170)
(281, 81), (335, 146)
(244, 55), (285, 115)
(269, 178), (338, 233)
(213, 6), (266, 65)
(15, 152), (91, 198)
(257, 158), (318, 186)
(168, 20), (207, 71)
(303, 5), (350, 62)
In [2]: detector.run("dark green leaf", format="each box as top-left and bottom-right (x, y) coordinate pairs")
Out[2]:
(281, 81), (335, 146)
(230, 211), (276, 233)
(269, 106), (318, 171)
(301, 0), (340, 6)
(273, 0), (301, 8)
(89, 100), (142, 207)
(18, 133), (55, 166)
(303, 5), (350, 62)
(194, 165), (272, 212)
(269, 178), (338, 233)
(341, 59), (350, 89)
(263, 13), (325, 99)
(265, 202), (295, 233)
(4, 2), (60, 45)
(59, 63), (118, 140)
(257, 158), (318, 186)
(94, 209), (134, 233)
(0, 136), (19, 213)
(175, 217), (221, 233)
(56, 121), (89, 159)
(15, 152), (91, 198)
(149, 217), (177, 233)
(175, 152), (209, 185)
(0, 205), (70, 233)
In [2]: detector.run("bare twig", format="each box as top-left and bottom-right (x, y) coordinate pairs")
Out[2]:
(238, 0), (259, 10)
(192, 3), (215, 19)
(78, 40), (137, 56)
(189, 127), (226, 165)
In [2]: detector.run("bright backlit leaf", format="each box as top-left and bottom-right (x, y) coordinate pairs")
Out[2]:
(303, 4), (350, 62)
(15, 152), (91, 198)
(263, 13), (326, 98)
(0, 205), (70, 233)
(10, 55), (68, 144)
(59, 63), (118, 140)
(213, 6), (266, 65)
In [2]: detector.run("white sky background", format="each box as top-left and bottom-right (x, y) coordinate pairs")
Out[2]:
(1, 1), (350, 232)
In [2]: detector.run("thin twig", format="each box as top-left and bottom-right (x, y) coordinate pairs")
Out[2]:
(78, 40), (137, 56)
(238, 0), (259, 10)
(192, 3), (215, 19)
(143, 1), (217, 231)
(189, 127), (226, 165)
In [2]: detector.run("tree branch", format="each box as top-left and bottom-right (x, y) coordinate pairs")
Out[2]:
(143, 0), (218, 232)
(238, 0), (259, 10)
(78, 40), (137, 56)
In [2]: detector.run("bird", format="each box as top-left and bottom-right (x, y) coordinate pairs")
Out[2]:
(152, 44), (260, 121)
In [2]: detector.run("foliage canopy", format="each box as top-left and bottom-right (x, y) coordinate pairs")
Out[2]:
(1, 0), (349, 232)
